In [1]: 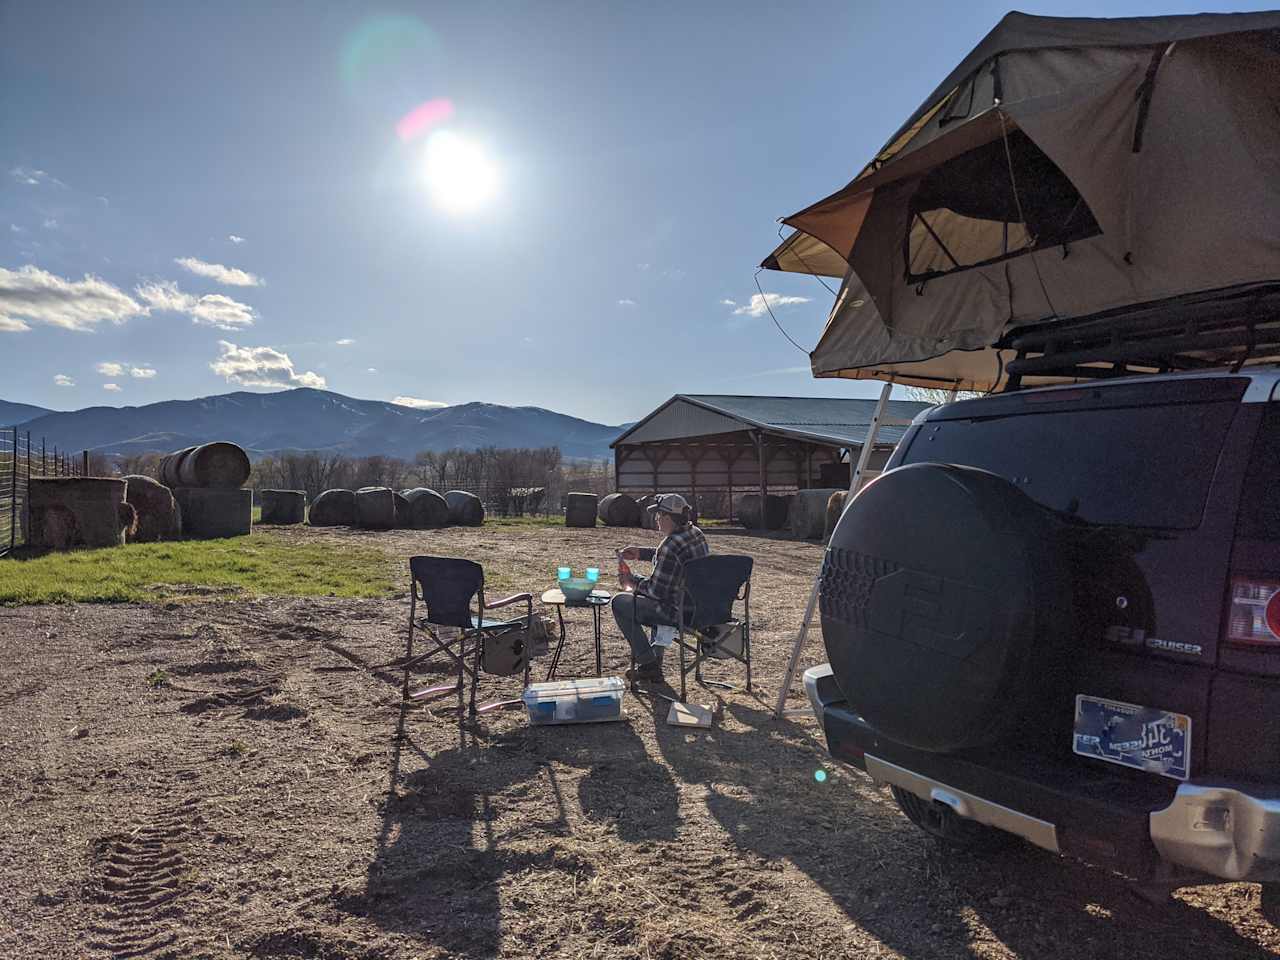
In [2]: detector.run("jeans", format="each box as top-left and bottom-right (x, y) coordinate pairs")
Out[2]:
(611, 592), (678, 667)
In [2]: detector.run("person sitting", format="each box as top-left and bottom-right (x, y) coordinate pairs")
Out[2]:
(612, 493), (710, 685)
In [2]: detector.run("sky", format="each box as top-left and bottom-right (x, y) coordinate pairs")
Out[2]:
(1, 0), (1270, 425)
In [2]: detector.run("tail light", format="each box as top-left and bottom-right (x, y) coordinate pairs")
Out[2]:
(1226, 576), (1280, 647)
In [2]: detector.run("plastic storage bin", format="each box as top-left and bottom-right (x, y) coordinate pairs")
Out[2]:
(523, 677), (625, 725)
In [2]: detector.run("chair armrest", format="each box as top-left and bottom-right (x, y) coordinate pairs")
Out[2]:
(484, 592), (533, 610)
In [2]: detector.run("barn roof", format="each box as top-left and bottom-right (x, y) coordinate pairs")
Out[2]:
(611, 394), (930, 449)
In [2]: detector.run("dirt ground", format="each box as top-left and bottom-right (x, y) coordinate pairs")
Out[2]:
(3, 523), (1279, 959)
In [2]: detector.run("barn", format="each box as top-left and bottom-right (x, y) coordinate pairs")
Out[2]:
(611, 394), (929, 522)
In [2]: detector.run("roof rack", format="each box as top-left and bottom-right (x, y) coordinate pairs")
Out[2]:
(1000, 282), (1280, 389)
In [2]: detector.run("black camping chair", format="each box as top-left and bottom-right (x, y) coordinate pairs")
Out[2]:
(403, 556), (533, 720)
(672, 555), (753, 702)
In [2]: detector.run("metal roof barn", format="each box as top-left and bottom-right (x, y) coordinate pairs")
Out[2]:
(610, 395), (929, 523)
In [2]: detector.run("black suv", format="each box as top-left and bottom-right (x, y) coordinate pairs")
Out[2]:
(807, 366), (1280, 889)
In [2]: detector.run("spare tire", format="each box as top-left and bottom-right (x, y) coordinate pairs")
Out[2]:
(820, 463), (1071, 753)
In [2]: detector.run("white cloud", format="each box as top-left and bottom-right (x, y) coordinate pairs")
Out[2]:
(0, 266), (143, 332)
(96, 361), (125, 376)
(53, 374), (74, 387)
(136, 281), (256, 331)
(103, 383), (121, 392)
(10, 167), (63, 187)
(720, 299), (736, 306)
(335, 338), (355, 346)
(228, 235), (245, 244)
(9, 224), (23, 234)
(617, 298), (637, 306)
(42, 218), (58, 230)
(392, 396), (448, 409)
(210, 341), (326, 389)
(732, 293), (812, 317)
(367, 367), (377, 373)
(130, 366), (157, 379)
(174, 256), (263, 287)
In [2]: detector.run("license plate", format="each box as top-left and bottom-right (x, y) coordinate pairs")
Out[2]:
(1072, 694), (1191, 781)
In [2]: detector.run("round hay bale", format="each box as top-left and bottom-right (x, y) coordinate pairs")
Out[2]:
(789, 488), (842, 540)
(259, 489), (306, 525)
(309, 489), (357, 527)
(823, 490), (849, 544)
(565, 491), (598, 528)
(635, 495), (656, 530)
(29, 477), (129, 549)
(445, 490), (485, 526)
(402, 488), (450, 529)
(158, 441), (250, 489)
(598, 492), (641, 527)
(173, 487), (252, 539)
(123, 474), (181, 542)
(355, 486), (397, 529)
(393, 491), (412, 528)
(736, 493), (791, 531)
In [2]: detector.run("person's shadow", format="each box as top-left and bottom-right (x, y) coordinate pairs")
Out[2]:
(649, 695), (1278, 960)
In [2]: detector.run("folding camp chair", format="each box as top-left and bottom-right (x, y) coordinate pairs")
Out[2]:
(673, 555), (753, 703)
(403, 556), (533, 720)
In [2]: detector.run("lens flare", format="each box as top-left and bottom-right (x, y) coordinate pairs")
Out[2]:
(814, 769), (828, 783)
(423, 131), (499, 214)
(397, 98), (455, 142)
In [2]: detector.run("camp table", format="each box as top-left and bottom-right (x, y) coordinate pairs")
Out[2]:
(540, 587), (611, 680)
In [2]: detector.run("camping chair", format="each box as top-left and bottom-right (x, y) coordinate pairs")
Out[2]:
(672, 555), (753, 702)
(403, 556), (533, 720)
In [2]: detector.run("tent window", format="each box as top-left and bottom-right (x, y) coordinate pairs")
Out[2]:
(904, 129), (1101, 283)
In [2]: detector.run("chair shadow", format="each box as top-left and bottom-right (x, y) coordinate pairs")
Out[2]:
(649, 698), (1277, 960)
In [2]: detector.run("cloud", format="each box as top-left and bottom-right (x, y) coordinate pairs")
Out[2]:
(96, 361), (125, 376)
(719, 299), (736, 306)
(392, 396), (448, 409)
(617, 298), (637, 306)
(174, 256), (263, 287)
(136, 281), (256, 330)
(228, 235), (245, 244)
(130, 366), (157, 379)
(0, 266), (144, 332)
(103, 383), (121, 392)
(10, 167), (63, 187)
(9, 224), (22, 234)
(732, 293), (812, 317)
(335, 338), (355, 345)
(210, 341), (326, 389)
(42, 218), (58, 230)
(53, 374), (74, 387)
(367, 367), (377, 373)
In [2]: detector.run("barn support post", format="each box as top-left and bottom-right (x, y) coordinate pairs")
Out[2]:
(753, 431), (768, 530)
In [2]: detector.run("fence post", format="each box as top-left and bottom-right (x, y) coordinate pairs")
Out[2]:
(83, 450), (89, 477)
(9, 426), (17, 554)
(24, 431), (30, 547)
(41, 438), (45, 477)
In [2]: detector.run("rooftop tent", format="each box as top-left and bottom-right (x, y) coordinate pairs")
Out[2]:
(763, 11), (1280, 390)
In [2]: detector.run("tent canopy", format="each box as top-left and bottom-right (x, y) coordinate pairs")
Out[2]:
(763, 11), (1280, 390)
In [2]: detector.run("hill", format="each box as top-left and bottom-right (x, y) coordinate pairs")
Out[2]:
(0, 400), (54, 427)
(8, 389), (628, 460)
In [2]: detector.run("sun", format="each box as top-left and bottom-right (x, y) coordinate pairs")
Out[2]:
(422, 131), (499, 214)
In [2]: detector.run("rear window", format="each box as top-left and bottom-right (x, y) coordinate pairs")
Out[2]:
(1237, 405), (1280, 539)
(900, 400), (1239, 529)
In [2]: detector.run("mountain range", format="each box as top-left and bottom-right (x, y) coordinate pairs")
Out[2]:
(0, 389), (632, 461)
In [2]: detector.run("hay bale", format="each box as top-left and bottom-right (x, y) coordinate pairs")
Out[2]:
(158, 441), (250, 489)
(598, 492), (641, 527)
(29, 477), (130, 549)
(393, 491), (412, 528)
(173, 487), (252, 539)
(565, 491), (598, 528)
(123, 474), (181, 542)
(402, 488), (450, 529)
(445, 490), (485, 526)
(823, 490), (849, 544)
(355, 486), (396, 529)
(789, 488), (842, 540)
(259, 489), (306, 525)
(635, 495), (656, 530)
(309, 489), (356, 526)
(736, 493), (791, 531)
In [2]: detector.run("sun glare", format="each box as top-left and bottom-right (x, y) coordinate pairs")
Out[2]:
(422, 131), (499, 214)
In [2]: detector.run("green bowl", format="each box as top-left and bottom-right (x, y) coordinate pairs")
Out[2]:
(561, 578), (594, 602)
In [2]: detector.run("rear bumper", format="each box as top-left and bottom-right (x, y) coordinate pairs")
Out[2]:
(803, 663), (1280, 883)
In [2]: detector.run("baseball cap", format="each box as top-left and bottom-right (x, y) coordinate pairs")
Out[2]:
(647, 493), (691, 515)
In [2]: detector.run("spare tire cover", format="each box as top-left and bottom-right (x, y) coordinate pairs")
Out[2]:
(820, 462), (1070, 753)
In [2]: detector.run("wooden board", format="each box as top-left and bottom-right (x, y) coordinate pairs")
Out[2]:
(666, 700), (713, 728)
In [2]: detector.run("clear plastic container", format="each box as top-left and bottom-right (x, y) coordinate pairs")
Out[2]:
(522, 676), (625, 725)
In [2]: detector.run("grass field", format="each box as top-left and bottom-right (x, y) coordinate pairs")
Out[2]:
(0, 528), (397, 605)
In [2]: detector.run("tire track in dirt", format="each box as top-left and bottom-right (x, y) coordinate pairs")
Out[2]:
(86, 797), (201, 959)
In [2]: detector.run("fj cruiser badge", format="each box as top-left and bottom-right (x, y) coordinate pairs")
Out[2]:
(1105, 625), (1202, 657)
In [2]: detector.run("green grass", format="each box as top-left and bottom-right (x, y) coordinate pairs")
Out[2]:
(1, 528), (397, 605)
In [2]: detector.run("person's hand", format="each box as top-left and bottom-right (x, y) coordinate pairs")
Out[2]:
(619, 546), (641, 561)
(619, 569), (637, 592)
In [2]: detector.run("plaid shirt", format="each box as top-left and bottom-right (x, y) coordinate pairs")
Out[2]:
(636, 524), (710, 613)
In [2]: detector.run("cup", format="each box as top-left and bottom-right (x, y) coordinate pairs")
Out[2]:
(586, 567), (599, 583)
(557, 566), (571, 581)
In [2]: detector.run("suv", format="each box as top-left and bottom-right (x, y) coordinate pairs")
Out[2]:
(807, 366), (1280, 890)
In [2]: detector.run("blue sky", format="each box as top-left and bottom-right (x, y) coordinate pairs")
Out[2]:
(1, 0), (1268, 424)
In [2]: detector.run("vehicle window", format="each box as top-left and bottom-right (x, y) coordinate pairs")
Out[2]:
(1237, 405), (1280, 539)
(900, 401), (1238, 528)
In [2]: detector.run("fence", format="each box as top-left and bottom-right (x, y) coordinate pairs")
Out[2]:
(0, 427), (87, 557)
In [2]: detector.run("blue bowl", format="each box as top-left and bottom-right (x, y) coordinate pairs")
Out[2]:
(561, 578), (594, 602)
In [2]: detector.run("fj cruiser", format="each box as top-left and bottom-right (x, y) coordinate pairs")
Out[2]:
(808, 355), (1280, 891)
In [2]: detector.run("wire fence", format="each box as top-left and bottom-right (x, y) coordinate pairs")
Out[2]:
(0, 427), (86, 557)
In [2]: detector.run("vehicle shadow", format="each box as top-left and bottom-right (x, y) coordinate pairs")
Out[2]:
(339, 697), (680, 958)
(650, 696), (1276, 960)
